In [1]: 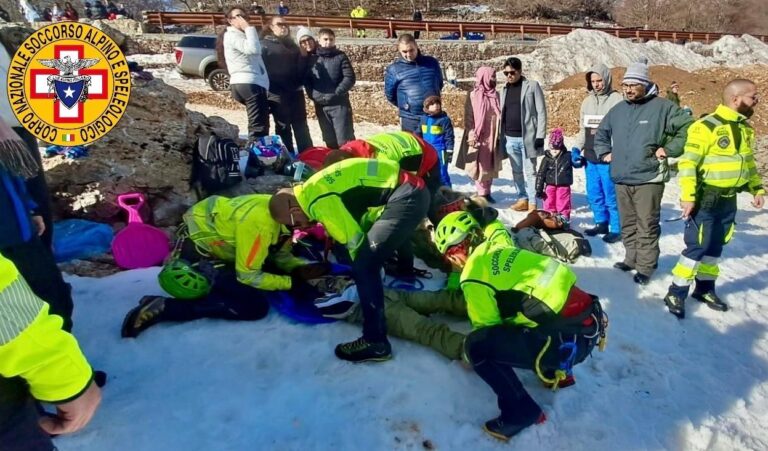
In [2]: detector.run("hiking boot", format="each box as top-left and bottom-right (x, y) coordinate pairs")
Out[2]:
(613, 262), (634, 272)
(511, 199), (529, 212)
(691, 290), (729, 312)
(335, 337), (392, 362)
(482, 411), (546, 442)
(602, 232), (621, 244)
(121, 296), (167, 338)
(482, 194), (497, 204)
(584, 223), (608, 236)
(633, 273), (651, 285)
(664, 293), (686, 319)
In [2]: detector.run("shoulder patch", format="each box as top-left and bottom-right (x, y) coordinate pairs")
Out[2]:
(717, 136), (730, 149)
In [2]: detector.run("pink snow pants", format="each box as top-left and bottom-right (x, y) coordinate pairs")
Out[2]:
(543, 185), (572, 220)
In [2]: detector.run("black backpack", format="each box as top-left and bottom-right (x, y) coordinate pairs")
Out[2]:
(190, 134), (243, 198)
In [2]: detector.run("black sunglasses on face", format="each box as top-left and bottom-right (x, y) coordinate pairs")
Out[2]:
(503, 70), (518, 76)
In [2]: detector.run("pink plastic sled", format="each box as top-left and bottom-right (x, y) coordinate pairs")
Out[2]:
(111, 193), (170, 269)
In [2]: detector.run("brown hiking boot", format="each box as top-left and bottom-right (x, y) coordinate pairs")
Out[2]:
(511, 199), (529, 211)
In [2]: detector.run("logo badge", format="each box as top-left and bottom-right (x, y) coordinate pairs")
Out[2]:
(717, 136), (730, 149)
(6, 23), (131, 146)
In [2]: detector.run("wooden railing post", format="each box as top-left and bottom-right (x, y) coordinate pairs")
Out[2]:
(158, 11), (164, 34)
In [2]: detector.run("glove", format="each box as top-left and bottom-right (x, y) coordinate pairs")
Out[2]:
(571, 147), (584, 168)
(536, 191), (547, 200)
(535, 138), (545, 150)
(291, 262), (332, 281)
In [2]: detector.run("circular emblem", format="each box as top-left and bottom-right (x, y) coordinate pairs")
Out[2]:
(6, 23), (131, 146)
(717, 136), (730, 149)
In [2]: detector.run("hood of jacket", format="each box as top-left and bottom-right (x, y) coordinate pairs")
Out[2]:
(585, 63), (614, 96)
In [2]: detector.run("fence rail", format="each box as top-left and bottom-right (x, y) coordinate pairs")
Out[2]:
(142, 11), (767, 44)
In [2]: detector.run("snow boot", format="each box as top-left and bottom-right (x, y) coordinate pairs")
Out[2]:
(602, 232), (621, 244)
(633, 273), (651, 285)
(121, 296), (168, 338)
(584, 222), (608, 236)
(482, 194), (497, 204)
(691, 291), (729, 312)
(334, 337), (392, 363)
(482, 411), (546, 442)
(613, 261), (634, 272)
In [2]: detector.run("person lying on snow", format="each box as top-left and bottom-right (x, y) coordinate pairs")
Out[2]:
(269, 158), (429, 362)
(122, 194), (329, 338)
(433, 211), (608, 441)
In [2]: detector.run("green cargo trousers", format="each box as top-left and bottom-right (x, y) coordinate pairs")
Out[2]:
(345, 289), (468, 360)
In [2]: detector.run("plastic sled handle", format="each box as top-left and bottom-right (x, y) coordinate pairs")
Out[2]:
(116, 192), (146, 224)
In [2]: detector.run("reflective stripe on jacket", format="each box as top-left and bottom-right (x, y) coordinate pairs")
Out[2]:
(459, 242), (576, 329)
(678, 104), (765, 202)
(0, 253), (92, 403)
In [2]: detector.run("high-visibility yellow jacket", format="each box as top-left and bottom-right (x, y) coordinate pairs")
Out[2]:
(350, 6), (368, 18)
(294, 158), (402, 260)
(183, 195), (305, 291)
(678, 104), (765, 202)
(460, 241), (576, 329)
(0, 253), (93, 403)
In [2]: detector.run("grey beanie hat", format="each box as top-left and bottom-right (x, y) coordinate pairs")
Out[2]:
(623, 57), (651, 86)
(296, 26), (315, 44)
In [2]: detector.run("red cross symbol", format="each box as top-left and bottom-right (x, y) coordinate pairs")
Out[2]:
(29, 44), (109, 124)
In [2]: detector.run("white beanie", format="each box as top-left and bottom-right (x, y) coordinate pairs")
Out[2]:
(623, 57), (651, 86)
(296, 26), (314, 44)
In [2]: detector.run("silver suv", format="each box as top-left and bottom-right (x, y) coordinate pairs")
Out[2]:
(174, 35), (230, 91)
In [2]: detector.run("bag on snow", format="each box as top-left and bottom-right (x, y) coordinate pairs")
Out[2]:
(190, 134), (243, 198)
(514, 227), (591, 264)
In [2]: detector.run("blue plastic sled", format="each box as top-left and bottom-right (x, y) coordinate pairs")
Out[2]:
(268, 263), (353, 325)
(53, 219), (114, 263)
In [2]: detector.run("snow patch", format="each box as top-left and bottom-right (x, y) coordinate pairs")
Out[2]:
(706, 34), (768, 67)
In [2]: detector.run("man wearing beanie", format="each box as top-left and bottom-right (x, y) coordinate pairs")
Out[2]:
(594, 58), (693, 285)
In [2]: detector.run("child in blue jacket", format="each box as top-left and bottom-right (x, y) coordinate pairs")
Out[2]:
(420, 95), (455, 187)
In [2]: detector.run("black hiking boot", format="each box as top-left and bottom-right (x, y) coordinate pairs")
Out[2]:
(664, 293), (686, 319)
(691, 291), (729, 312)
(121, 296), (168, 338)
(584, 223), (608, 236)
(613, 262), (634, 272)
(482, 194), (497, 204)
(602, 232), (621, 244)
(482, 411), (546, 442)
(334, 337), (392, 363)
(633, 273), (651, 285)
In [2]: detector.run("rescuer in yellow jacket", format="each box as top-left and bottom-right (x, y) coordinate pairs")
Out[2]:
(0, 253), (101, 448)
(433, 211), (607, 442)
(269, 158), (430, 362)
(122, 194), (329, 338)
(664, 79), (764, 319)
(350, 4), (368, 37)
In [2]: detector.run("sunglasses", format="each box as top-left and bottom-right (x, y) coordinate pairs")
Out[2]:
(503, 70), (518, 76)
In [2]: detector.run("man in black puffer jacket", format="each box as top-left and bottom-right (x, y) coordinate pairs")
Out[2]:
(261, 16), (313, 153)
(306, 28), (356, 149)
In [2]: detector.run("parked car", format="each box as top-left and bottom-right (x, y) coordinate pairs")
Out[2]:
(174, 34), (230, 91)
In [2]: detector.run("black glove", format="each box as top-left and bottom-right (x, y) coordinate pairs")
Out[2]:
(535, 138), (545, 150)
(291, 262), (332, 281)
(443, 150), (454, 164)
(536, 191), (547, 200)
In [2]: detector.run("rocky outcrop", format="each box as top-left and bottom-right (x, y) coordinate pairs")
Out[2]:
(43, 78), (240, 227)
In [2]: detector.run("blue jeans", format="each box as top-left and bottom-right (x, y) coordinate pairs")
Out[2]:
(505, 136), (537, 205)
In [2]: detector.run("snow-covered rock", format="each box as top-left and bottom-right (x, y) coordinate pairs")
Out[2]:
(707, 34), (768, 67)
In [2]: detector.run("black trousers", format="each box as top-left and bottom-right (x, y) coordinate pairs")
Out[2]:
(465, 325), (594, 419)
(315, 101), (355, 149)
(268, 90), (313, 153)
(231, 83), (269, 141)
(353, 183), (429, 341)
(0, 377), (53, 451)
(12, 126), (53, 249)
(1, 237), (74, 332)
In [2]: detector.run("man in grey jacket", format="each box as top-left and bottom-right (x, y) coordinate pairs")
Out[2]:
(573, 64), (624, 243)
(499, 57), (547, 211)
(594, 59), (692, 285)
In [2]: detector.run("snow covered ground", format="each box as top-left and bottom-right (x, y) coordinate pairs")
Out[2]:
(53, 122), (768, 450)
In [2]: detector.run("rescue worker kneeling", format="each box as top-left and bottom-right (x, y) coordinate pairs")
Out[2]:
(122, 194), (326, 338)
(434, 211), (607, 441)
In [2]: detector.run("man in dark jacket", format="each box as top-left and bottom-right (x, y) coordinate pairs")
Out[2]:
(306, 28), (356, 149)
(261, 16), (313, 153)
(594, 58), (692, 285)
(384, 34), (443, 134)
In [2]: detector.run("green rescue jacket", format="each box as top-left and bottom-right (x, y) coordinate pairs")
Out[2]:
(460, 241), (576, 329)
(183, 195), (304, 291)
(294, 158), (402, 260)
